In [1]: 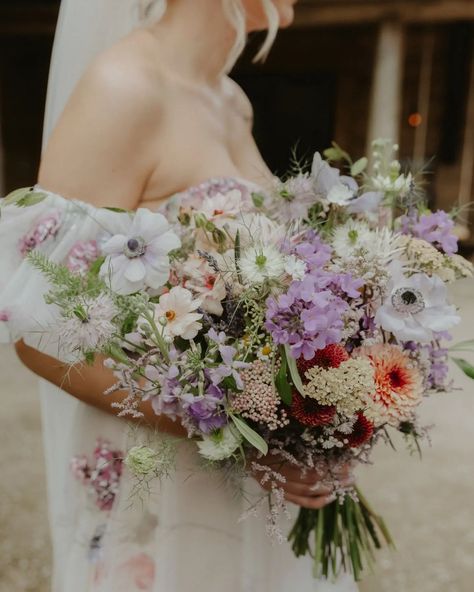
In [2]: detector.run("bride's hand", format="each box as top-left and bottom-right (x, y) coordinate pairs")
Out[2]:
(250, 455), (355, 510)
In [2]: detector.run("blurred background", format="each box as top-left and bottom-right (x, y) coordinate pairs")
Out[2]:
(0, 1), (473, 591)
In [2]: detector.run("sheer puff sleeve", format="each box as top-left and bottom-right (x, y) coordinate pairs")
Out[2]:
(0, 186), (130, 359)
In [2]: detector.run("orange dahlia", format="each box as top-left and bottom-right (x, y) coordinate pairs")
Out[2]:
(355, 344), (423, 426)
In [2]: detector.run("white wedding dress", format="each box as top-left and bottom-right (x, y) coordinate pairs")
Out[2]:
(0, 179), (358, 592)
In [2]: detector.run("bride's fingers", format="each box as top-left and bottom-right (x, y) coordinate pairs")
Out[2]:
(283, 481), (334, 497)
(278, 466), (329, 484)
(284, 492), (336, 510)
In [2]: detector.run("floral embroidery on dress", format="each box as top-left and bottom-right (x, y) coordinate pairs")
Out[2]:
(71, 439), (123, 511)
(66, 239), (99, 274)
(115, 553), (156, 591)
(18, 209), (62, 256)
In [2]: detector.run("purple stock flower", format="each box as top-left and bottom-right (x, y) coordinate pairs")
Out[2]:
(182, 384), (227, 433)
(294, 233), (332, 270)
(400, 210), (458, 255)
(265, 271), (358, 360)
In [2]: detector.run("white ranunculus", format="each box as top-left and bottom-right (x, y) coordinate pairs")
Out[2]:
(197, 426), (243, 461)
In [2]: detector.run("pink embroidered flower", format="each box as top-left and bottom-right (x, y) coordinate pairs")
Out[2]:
(66, 240), (99, 274)
(71, 439), (123, 511)
(18, 210), (62, 256)
(115, 554), (156, 591)
(0, 310), (9, 322)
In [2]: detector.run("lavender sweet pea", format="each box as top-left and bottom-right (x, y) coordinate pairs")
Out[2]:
(182, 384), (227, 433)
(400, 210), (458, 255)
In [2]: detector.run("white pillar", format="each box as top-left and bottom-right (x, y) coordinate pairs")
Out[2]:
(366, 20), (405, 156)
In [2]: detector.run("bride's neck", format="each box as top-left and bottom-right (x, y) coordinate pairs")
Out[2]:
(146, 0), (238, 85)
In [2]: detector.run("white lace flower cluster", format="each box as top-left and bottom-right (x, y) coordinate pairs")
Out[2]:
(303, 358), (376, 417)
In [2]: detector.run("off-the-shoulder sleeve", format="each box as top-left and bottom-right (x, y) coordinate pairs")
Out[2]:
(0, 188), (129, 357)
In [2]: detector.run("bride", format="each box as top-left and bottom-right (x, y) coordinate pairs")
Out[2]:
(6, 0), (357, 590)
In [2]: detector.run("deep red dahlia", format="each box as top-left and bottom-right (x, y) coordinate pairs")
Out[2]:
(290, 391), (336, 427)
(297, 344), (349, 380)
(344, 413), (375, 448)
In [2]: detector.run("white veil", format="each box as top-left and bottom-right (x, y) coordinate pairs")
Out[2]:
(39, 2), (141, 583)
(42, 0), (140, 146)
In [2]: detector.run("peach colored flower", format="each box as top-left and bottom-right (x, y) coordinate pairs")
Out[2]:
(355, 343), (423, 426)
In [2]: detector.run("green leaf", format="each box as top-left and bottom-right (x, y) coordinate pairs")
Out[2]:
(284, 345), (305, 396)
(106, 343), (130, 365)
(2, 187), (33, 206)
(3, 187), (47, 208)
(452, 357), (474, 380)
(351, 157), (368, 177)
(323, 148), (341, 162)
(324, 142), (351, 164)
(251, 192), (265, 208)
(88, 256), (106, 277)
(450, 339), (474, 353)
(16, 192), (48, 207)
(103, 206), (131, 213)
(275, 352), (292, 405)
(230, 414), (268, 455)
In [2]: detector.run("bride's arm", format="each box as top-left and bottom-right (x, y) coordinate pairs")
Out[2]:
(14, 53), (187, 436)
(15, 342), (186, 436)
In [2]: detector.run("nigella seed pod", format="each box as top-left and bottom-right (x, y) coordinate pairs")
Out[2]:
(123, 236), (146, 258)
(391, 287), (425, 314)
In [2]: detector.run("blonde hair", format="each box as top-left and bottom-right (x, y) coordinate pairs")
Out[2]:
(139, 0), (280, 72)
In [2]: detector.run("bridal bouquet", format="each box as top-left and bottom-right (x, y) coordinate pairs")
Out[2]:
(1, 139), (473, 580)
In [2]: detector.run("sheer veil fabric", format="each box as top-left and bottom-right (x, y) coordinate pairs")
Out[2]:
(36, 1), (358, 590)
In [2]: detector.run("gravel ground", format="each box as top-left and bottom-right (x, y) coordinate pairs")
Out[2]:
(0, 279), (473, 592)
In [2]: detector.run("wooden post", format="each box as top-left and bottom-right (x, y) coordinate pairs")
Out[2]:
(458, 47), (474, 240)
(413, 30), (435, 166)
(366, 19), (405, 158)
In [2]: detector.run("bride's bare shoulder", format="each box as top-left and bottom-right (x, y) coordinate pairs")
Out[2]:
(39, 30), (167, 208)
(72, 29), (166, 110)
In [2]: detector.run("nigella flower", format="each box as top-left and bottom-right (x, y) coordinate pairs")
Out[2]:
(239, 244), (286, 285)
(272, 173), (318, 222)
(58, 293), (119, 355)
(375, 262), (460, 342)
(197, 425), (242, 461)
(400, 210), (458, 255)
(100, 209), (181, 295)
